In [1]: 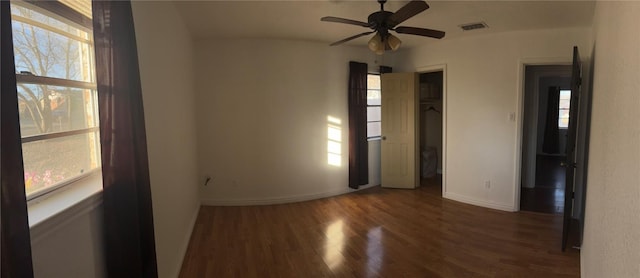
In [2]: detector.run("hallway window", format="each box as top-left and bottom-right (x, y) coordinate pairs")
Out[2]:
(367, 74), (381, 139)
(558, 90), (571, 128)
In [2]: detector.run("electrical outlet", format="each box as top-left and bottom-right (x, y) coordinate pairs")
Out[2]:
(484, 180), (491, 189)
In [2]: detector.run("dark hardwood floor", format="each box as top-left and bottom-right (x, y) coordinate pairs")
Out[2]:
(180, 177), (579, 277)
(520, 155), (567, 214)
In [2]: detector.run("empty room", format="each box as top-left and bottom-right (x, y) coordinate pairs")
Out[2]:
(1, 0), (638, 277)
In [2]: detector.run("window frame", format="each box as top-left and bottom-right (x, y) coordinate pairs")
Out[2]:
(11, 0), (101, 201)
(366, 73), (382, 140)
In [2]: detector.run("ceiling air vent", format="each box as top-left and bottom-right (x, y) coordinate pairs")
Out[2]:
(459, 22), (488, 31)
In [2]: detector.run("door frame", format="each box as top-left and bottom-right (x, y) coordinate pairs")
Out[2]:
(416, 64), (447, 197)
(514, 58), (571, 211)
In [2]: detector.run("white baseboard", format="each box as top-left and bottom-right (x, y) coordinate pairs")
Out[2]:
(201, 184), (377, 206)
(172, 205), (200, 278)
(444, 191), (515, 212)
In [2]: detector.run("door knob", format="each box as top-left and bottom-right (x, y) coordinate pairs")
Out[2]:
(382, 136), (386, 140)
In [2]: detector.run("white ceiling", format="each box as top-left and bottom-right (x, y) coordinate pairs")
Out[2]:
(174, 0), (595, 49)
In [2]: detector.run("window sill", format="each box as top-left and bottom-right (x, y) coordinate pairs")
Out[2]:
(28, 170), (103, 240)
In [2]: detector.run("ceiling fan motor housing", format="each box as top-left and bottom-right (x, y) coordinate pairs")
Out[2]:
(369, 11), (393, 39)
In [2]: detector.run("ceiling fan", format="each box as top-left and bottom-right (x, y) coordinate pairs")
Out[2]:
(321, 0), (445, 55)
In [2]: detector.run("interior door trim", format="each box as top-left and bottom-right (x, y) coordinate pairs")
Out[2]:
(514, 57), (572, 211)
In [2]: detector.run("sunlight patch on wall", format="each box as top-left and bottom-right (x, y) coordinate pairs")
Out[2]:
(327, 116), (342, 167)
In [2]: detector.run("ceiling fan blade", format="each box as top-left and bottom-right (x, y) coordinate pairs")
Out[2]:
(321, 16), (370, 28)
(386, 0), (429, 27)
(395, 26), (445, 39)
(329, 31), (375, 46)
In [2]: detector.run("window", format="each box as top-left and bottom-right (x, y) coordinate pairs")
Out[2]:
(367, 74), (381, 139)
(558, 89), (571, 129)
(10, 1), (100, 199)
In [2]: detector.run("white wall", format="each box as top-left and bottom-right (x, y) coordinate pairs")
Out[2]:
(582, 1), (640, 277)
(395, 27), (590, 211)
(30, 198), (104, 278)
(132, 2), (200, 277)
(195, 38), (394, 204)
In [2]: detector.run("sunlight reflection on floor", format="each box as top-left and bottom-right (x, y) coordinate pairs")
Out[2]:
(324, 219), (345, 270)
(366, 226), (383, 276)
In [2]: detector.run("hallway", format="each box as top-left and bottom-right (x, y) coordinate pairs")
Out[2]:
(520, 155), (566, 214)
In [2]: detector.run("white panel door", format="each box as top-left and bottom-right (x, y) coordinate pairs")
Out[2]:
(381, 73), (418, 189)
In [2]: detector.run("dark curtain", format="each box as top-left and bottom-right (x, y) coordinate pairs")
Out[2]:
(543, 86), (561, 154)
(348, 61), (369, 189)
(379, 66), (393, 74)
(1, 1), (35, 277)
(92, 1), (158, 277)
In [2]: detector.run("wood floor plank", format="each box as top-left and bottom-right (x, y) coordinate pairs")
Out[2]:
(179, 179), (579, 277)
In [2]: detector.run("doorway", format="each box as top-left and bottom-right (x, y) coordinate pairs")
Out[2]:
(418, 71), (443, 195)
(519, 65), (571, 214)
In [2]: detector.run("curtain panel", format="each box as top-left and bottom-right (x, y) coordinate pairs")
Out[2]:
(543, 86), (561, 154)
(1, 1), (35, 277)
(348, 61), (369, 189)
(92, 1), (158, 277)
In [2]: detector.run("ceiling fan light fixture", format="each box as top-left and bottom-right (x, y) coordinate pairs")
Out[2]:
(368, 33), (383, 52)
(387, 34), (402, 51)
(369, 33), (390, 55)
